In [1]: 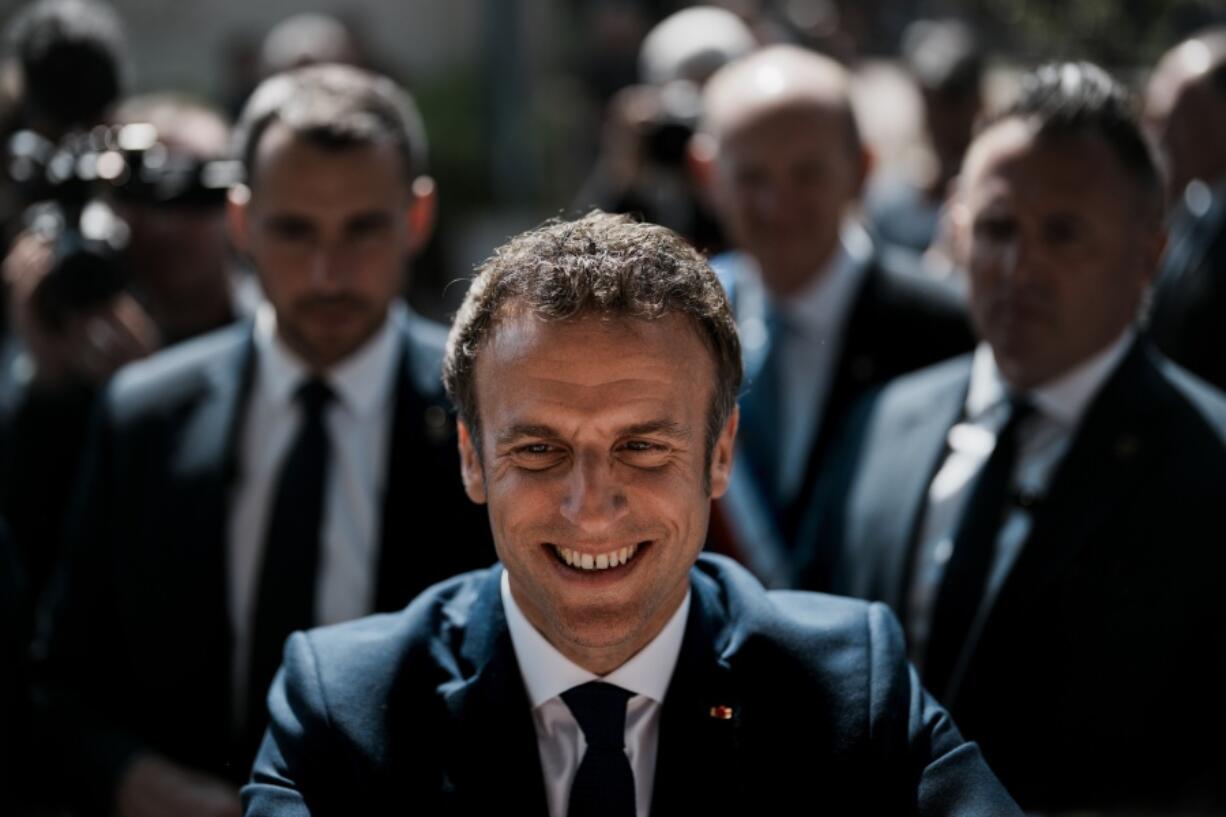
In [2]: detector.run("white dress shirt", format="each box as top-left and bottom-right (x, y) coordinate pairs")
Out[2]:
(771, 227), (870, 500)
(501, 570), (690, 817)
(907, 329), (1135, 665)
(228, 301), (404, 721)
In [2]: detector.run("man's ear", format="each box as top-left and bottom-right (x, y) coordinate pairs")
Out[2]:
(708, 406), (738, 499)
(406, 176), (438, 257)
(457, 420), (487, 505)
(1142, 222), (1168, 289)
(226, 184), (252, 255)
(687, 133), (717, 189)
(945, 187), (972, 267)
(853, 143), (874, 199)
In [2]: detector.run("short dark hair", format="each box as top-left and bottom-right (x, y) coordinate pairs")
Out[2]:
(231, 63), (427, 187)
(8, 0), (127, 129)
(444, 211), (742, 467)
(983, 61), (1163, 215)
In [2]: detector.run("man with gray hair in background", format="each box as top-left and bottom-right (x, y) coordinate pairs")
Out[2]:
(693, 45), (973, 589)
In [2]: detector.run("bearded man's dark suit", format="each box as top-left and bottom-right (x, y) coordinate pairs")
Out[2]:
(710, 246), (973, 589)
(831, 339), (1226, 812)
(38, 310), (495, 813)
(243, 554), (1023, 816)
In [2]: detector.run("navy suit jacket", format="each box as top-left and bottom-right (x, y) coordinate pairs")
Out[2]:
(710, 247), (973, 589)
(832, 339), (1226, 812)
(38, 309), (494, 811)
(244, 554), (1022, 816)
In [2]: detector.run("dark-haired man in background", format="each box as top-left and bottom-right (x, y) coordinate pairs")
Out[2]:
(38, 64), (492, 817)
(831, 62), (1226, 812)
(244, 211), (1023, 816)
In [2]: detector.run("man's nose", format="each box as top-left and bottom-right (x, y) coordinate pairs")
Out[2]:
(752, 185), (791, 222)
(307, 244), (348, 291)
(559, 451), (628, 532)
(999, 237), (1040, 284)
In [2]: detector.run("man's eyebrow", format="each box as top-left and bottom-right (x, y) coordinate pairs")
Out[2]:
(618, 419), (690, 440)
(494, 419), (691, 446)
(496, 424), (559, 446)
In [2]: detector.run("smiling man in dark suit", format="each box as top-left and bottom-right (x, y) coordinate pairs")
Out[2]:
(831, 63), (1226, 812)
(37, 64), (492, 817)
(243, 211), (1022, 817)
(692, 46), (973, 589)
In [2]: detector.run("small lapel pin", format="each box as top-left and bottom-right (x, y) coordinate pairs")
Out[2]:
(709, 705), (735, 721)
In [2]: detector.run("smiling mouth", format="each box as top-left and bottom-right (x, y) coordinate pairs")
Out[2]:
(551, 542), (645, 572)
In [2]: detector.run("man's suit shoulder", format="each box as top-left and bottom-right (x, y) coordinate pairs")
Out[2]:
(697, 553), (894, 646)
(694, 554), (914, 706)
(400, 307), (449, 399)
(1155, 351), (1226, 445)
(859, 353), (972, 425)
(292, 566), (498, 696)
(106, 321), (251, 425)
(868, 253), (966, 320)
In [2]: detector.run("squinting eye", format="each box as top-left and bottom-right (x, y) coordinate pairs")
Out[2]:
(518, 443), (555, 456)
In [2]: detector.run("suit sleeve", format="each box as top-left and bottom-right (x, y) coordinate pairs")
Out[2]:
(243, 632), (330, 816)
(864, 602), (1023, 817)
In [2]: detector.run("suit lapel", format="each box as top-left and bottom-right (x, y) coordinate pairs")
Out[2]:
(986, 343), (1159, 616)
(950, 342), (1162, 703)
(846, 359), (969, 610)
(650, 569), (744, 817)
(439, 568), (550, 814)
(167, 328), (256, 733)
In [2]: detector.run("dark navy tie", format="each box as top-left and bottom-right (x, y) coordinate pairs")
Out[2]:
(562, 681), (636, 817)
(925, 396), (1035, 699)
(246, 378), (335, 746)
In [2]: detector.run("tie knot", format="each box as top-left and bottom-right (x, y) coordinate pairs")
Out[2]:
(1000, 395), (1035, 437)
(295, 378), (335, 415)
(561, 681), (634, 750)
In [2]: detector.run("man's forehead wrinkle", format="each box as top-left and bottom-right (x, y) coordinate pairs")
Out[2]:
(493, 415), (692, 450)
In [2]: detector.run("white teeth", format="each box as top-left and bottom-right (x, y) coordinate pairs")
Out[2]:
(553, 543), (644, 572)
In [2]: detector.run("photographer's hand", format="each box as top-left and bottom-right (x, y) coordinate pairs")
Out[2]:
(116, 753), (242, 817)
(4, 231), (160, 386)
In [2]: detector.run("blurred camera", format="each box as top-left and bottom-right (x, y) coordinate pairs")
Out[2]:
(6, 123), (240, 328)
(640, 80), (702, 168)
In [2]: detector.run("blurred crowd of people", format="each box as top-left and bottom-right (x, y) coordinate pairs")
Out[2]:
(0, 0), (1225, 815)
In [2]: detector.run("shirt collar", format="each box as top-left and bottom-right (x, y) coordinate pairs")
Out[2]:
(773, 223), (870, 339)
(252, 300), (404, 416)
(501, 568), (690, 708)
(966, 328), (1135, 426)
